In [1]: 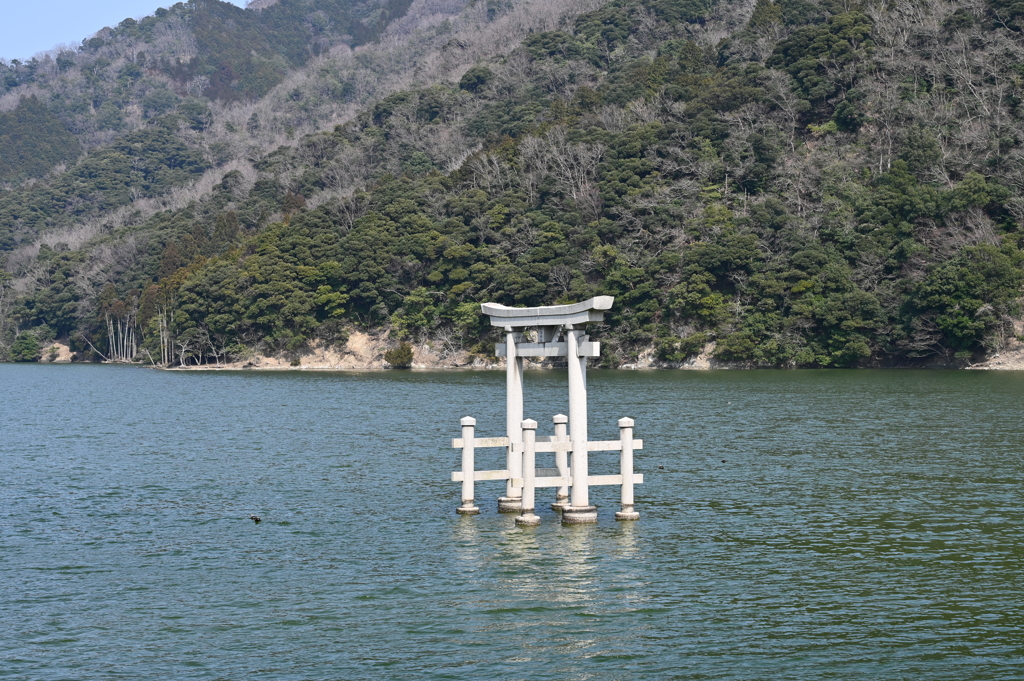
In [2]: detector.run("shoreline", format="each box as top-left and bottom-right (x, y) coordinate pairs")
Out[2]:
(25, 358), (1024, 371)
(27, 331), (1024, 371)
(160, 332), (1024, 372)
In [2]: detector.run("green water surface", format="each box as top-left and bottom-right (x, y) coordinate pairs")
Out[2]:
(2, 365), (1022, 679)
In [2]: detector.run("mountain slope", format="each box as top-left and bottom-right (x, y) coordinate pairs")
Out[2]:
(0, 0), (412, 183)
(2, 0), (1024, 367)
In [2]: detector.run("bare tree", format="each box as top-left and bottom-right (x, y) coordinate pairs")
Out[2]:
(544, 127), (606, 212)
(101, 290), (139, 362)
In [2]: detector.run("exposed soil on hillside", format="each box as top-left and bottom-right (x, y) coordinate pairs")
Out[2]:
(38, 342), (74, 363)
(164, 331), (1024, 372)
(967, 321), (1024, 370)
(170, 330), (501, 371)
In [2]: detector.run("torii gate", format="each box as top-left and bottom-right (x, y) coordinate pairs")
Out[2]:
(450, 296), (643, 524)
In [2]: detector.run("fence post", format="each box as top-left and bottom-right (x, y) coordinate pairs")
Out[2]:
(457, 417), (480, 515)
(516, 419), (541, 526)
(615, 417), (639, 521)
(551, 414), (570, 510)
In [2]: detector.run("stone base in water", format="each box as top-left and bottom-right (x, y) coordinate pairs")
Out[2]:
(561, 505), (598, 524)
(551, 495), (570, 511)
(615, 503), (639, 520)
(515, 510), (541, 526)
(497, 496), (522, 513)
(456, 504), (480, 515)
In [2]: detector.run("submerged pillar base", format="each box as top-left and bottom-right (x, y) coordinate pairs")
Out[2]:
(498, 496), (522, 513)
(551, 495), (570, 512)
(561, 505), (598, 524)
(515, 509), (541, 526)
(457, 504), (480, 515)
(615, 504), (639, 521)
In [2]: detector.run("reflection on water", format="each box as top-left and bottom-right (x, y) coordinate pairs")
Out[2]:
(611, 518), (639, 557)
(2, 365), (1024, 680)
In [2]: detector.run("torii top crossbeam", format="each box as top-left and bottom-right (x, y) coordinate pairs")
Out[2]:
(481, 295), (614, 329)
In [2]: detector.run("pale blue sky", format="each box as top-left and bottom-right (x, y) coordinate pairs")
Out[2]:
(1, 0), (246, 62)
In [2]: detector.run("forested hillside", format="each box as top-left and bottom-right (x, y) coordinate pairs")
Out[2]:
(2, 0), (1023, 367)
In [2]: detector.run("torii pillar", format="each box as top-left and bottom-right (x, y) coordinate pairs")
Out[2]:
(482, 296), (613, 523)
(498, 325), (525, 513)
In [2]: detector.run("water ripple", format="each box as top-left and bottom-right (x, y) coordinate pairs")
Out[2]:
(2, 366), (1024, 679)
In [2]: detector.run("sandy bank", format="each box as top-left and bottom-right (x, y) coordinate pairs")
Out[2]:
(172, 337), (739, 371)
(965, 319), (1024, 370)
(166, 332), (1024, 372)
(169, 330), (500, 371)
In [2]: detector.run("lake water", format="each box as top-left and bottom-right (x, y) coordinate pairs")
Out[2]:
(2, 364), (1023, 680)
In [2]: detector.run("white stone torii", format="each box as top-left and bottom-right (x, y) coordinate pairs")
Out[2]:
(483, 296), (613, 523)
(450, 295), (643, 524)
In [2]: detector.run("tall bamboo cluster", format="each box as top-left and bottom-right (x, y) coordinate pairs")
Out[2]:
(155, 305), (174, 366)
(104, 298), (138, 363)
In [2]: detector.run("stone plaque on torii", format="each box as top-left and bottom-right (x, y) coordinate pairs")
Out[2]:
(449, 296), (643, 524)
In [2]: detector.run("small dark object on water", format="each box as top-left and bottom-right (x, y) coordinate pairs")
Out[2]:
(721, 459), (726, 463)
(249, 514), (261, 523)
(658, 465), (664, 470)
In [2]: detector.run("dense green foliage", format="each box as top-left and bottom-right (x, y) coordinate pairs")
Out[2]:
(1, 0), (409, 99)
(0, 96), (82, 183)
(10, 332), (41, 362)
(0, 125), (207, 250)
(158, 0), (413, 101)
(3, 0), (1024, 367)
(384, 341), (414, 367)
